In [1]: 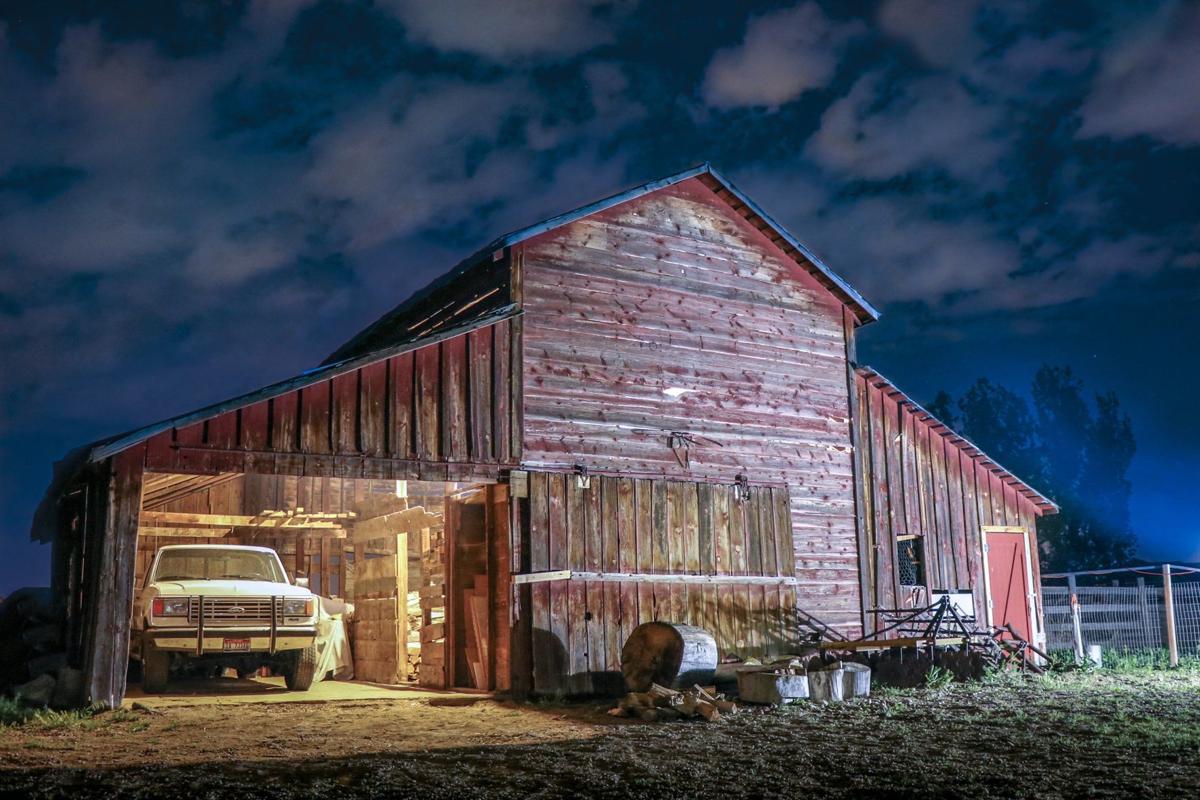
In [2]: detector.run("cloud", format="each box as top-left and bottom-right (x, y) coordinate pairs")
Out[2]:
(877, 0), (982, 68)
(805, 72), (1006, 181)
(988, 235), (1190, 310)
(1078, 2), (1200, 146)
(701, 3), (864, 110)
(381, 0), (616, 59)
(0, 2), (653, 441)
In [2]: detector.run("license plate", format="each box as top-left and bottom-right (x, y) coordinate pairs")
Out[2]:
(222, 638), (251, 652)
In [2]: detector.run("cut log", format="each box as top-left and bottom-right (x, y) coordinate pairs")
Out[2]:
(620, 622), (717, 692)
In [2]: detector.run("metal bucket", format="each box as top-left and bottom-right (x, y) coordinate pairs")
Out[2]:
(807, 664), (845, 703)
(736, 670), (809, 704)
(841, 662), (871, 698)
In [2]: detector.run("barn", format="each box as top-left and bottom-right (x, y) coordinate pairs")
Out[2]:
(30, 163), (1057, 708)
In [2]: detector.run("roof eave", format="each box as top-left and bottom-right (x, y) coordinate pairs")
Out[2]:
(703, 166), (880, 323)
(856, 365), (1059, 514)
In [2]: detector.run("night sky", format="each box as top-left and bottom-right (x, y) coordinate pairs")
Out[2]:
(1, 1), (1197, 595)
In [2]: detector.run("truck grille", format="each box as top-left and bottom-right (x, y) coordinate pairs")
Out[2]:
(189, 597), (275, 625)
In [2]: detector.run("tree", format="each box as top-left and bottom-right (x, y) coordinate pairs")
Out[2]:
(925, 390), (958, 428)
(929, 365), (1137, 572)
(956, 378), (1043, 488)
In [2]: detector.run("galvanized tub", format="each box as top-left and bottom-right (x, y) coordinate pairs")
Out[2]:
(807, 664), (846, 703)
(841, 662), (871, 698)
(736, 669), (810, 704)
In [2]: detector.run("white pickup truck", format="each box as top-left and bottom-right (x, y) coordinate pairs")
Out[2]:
(131, 544), (320, 692)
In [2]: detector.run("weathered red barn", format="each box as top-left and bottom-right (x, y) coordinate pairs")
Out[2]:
(32, 164), (1056, 707)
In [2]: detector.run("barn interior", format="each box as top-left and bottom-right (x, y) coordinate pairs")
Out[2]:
(133, 472), (509, 692)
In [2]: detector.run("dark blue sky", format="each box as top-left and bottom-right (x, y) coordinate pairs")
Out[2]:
(1, 1), (1198, 594)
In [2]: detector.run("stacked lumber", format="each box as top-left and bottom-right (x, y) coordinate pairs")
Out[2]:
(608, 683), (737, 722)
(351, 552), (405, 685)
(405, 590), (421, 681)
(418, 525), (447, 687)
(459, 576), (489, 688)
(352, 596), (402, 684)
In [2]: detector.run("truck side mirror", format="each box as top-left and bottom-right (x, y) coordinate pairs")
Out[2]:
(295, 575), (309, 589)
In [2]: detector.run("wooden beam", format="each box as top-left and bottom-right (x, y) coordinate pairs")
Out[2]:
(511, 569), (572, 585)
(352, 506), (444, 542)
(818, 636), (967, 651)
(137, 526), (348, 539)
(138, 526), (233, 538)
(510, 570), (806, 586)
(140, 510), (352, 530)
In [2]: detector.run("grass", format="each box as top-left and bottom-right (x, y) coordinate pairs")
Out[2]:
(1039, 646), (1200, 674)
(1100, 648), (1200, 672)
(0, 698), (151, 732)
(923, 664), (954, 691)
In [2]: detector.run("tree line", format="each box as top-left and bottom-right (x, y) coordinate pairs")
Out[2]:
(927, 366), (1136, 573)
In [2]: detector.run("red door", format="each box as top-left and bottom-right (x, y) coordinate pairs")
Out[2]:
(984, 530), (1033, 642)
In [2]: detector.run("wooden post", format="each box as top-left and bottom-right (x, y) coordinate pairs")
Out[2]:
(1163, 563), (1178, 668)
(395, 532), (409, 682)
(1136, 577), (1150, 646)
(1067, 573), (1084, 664)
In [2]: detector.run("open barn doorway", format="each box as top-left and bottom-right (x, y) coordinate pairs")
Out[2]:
(128, 472), (507, 697)
(444, 484), (509, 691)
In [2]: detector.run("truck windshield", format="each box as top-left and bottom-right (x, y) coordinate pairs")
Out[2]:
(151, 549), (286, 583)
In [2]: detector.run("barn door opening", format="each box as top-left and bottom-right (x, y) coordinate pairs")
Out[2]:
(981, 526), (1037, 643)
(445, 484), (507, 690)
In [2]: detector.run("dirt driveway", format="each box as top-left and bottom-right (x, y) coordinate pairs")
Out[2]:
(3, 670), (1199, 798)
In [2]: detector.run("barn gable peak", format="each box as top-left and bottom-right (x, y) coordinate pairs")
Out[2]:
(324, 163), (879, 365)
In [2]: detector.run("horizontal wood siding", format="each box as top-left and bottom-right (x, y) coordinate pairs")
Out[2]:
(515, 472), (799, 695)
(519, 179), (859, 635)
(854, 371), (1048, 628)
(141, 321), (520, 480)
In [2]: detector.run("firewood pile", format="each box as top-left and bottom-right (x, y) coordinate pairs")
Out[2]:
(608, 682), (738, 722)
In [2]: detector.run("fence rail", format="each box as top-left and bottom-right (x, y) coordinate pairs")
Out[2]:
(1042, 583), (1200, 655)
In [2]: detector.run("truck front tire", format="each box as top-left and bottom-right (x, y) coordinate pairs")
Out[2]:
(283, 644), (318, 691)
(142, 643), (170, 693)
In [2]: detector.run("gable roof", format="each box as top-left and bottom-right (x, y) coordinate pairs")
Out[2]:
(856, 365), (1059, 514)
(324, 163), (879, 364)
(488, 163), (878, 319)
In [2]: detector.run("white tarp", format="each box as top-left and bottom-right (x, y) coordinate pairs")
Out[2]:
(313, 596), (354, 682)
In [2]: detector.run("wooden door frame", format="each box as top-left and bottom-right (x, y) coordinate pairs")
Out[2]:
(979, 525), (1037, 641)
(444, 484), (500, 692)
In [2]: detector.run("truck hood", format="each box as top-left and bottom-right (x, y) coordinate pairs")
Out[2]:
(148, 579), (312, 598)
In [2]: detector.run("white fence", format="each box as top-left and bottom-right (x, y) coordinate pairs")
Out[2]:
(1042, 583), (1200, 655)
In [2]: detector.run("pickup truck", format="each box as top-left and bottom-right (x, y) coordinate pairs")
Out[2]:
(131, 544), (320, 692)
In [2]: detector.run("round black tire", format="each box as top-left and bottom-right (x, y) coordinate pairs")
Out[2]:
(142, 643), (170, 693)
(283, 644), (318, 691)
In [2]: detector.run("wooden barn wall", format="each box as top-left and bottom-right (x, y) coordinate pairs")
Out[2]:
(518, 178), (860, 635)
(511, 472), (799, 696)
(853, 372), (1046, 629)
(140, 320), (520, 480)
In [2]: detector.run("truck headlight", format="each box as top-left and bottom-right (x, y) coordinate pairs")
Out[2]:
(283, 597), (315, 618)
(152, 597), (190, 617)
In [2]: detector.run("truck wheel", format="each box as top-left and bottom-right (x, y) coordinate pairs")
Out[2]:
(142, 644), (170, 693)
(283, 644), (318, 691)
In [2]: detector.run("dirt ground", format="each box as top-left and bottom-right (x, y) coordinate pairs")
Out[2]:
(2, 669), (1199, 799)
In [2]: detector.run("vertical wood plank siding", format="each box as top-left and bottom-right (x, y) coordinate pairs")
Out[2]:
(519, 179), (860, 635)
(140, 320), (520, 478)
(854, 371), (1050, 627)
(521, 473), (796, 695)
